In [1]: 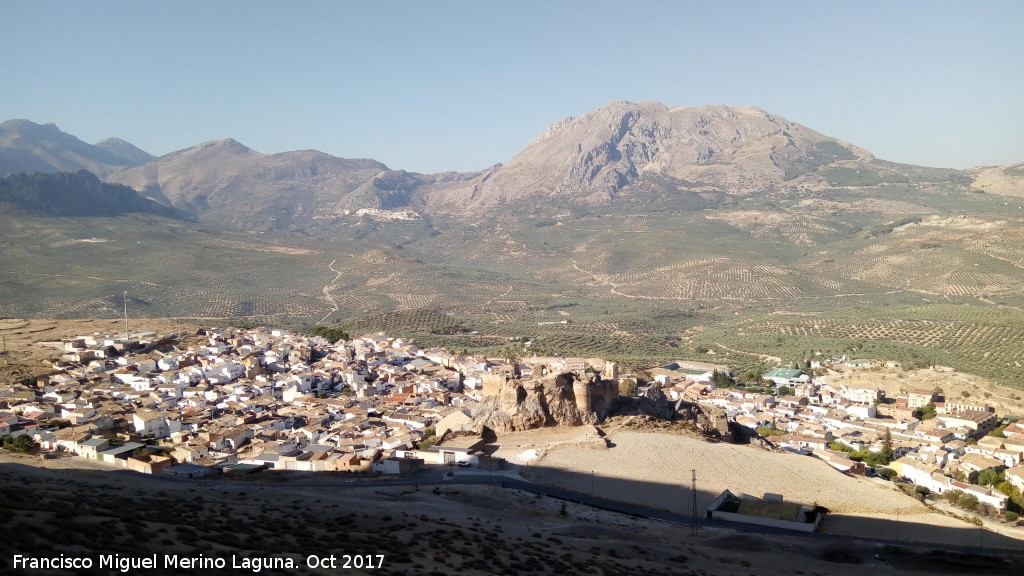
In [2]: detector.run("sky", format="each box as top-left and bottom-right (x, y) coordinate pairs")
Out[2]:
(2, 1), (1022, 173)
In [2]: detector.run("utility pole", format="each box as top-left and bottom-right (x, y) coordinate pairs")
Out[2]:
(691, 469), (698, 536)
(123, 290), (130, 344)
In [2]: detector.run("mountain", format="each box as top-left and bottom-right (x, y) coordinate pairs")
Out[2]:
(0, 169), (184, 218)
(0, 119), (155, 178)
(106, 138), (481, 229)
(424, 101), (974, 214)
(6, 103), (1022, 228)
(94, 137), (156, 167)
(106, 139), (418, 229)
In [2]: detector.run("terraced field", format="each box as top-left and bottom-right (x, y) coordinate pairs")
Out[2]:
(2, 186), (1024, 386)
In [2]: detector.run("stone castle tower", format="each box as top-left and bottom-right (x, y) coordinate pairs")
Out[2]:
(602, 360), (619, 380)
(571, 373), (592, 414)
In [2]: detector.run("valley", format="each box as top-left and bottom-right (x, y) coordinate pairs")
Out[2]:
(3, 102), (1024, 389)
(3, 181), (1024, 390)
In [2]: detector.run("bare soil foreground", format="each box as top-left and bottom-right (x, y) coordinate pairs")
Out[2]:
(3, 452), (1024, 576)
(511, 426), (1024, 550)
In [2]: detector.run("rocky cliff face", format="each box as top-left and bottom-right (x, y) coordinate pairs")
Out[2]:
(610, 384), (731, 440)
(471, 371), (619, 433)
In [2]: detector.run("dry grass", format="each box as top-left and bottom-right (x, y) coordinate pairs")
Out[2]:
(514, 429), (1024, 550)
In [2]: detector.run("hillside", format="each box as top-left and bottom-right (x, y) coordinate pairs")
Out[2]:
(968, 162), (1024, 197)
(0, 170), (184, 218)
(105, 139), (479, 230)
(0, 119), (154, 178)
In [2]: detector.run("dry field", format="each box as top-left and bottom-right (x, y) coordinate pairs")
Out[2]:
(524, 430), (923, 515)
(515, 429), (1024, 550)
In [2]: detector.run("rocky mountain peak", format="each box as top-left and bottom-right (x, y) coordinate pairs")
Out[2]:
(429, 101), (877, 213)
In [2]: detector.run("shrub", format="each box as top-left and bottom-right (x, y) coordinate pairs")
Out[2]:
(1005, 511), (1019, 523)
(959, 493), (980, 512)
(756, 426), (786, 437)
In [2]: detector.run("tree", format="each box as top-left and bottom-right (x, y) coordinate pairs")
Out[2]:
(416, 426), (439, 450)
(711, 370), (733, 388)
(311, 325), (349, 343)
(504, 346), (521, 365)
(776, 386), (794, 397)
(977, 468), (1004, 487)
(917, 402), (937, 420)
(880, 429), (894, 465)
(988, 424), (1008, 438)
(1, 434), (39, 453)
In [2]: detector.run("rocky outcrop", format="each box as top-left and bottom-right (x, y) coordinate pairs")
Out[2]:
(471, 371), (619, 433)
(610, 384), (731, 441)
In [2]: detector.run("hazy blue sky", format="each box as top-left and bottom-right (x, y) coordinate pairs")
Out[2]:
(2, 1), (1021, 173)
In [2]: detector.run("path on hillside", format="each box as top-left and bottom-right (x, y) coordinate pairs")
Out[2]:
(3, 270), (163, 287)
(317, 259), (342, 324)
(569, 259), (638, 300)
(713, 341), (782, 364)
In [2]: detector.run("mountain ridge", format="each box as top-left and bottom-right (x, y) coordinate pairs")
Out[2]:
(4, 102), (1024, 227)
(0, 169), (185, 218)
(0, 119), (155, 178)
